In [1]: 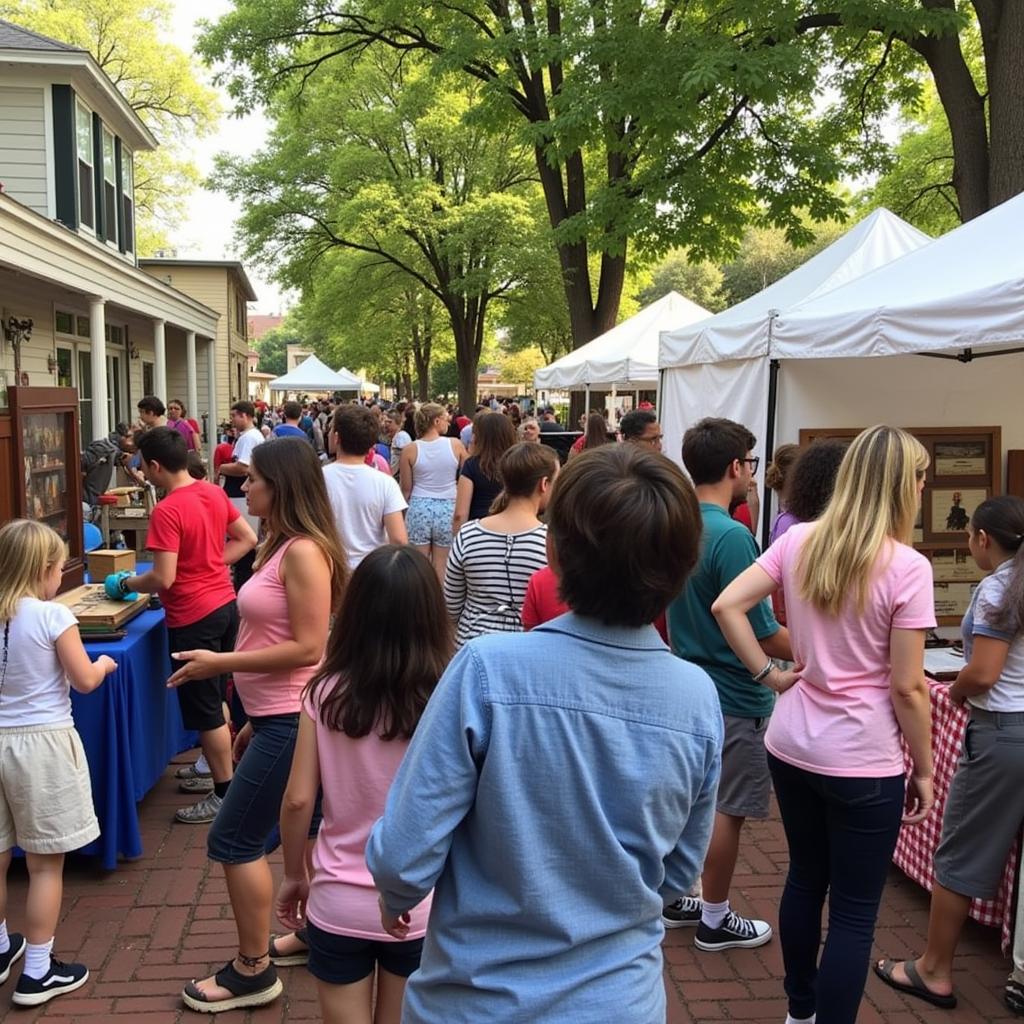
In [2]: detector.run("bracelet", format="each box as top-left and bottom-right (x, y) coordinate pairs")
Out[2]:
(752, 659), (775, 683)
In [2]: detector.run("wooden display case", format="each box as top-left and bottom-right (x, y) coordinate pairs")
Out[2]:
(798, 426), (1002, 626)
(2, 387), (85, 592)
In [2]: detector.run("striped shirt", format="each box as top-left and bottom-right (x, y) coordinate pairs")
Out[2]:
(444, 521), (549, 647)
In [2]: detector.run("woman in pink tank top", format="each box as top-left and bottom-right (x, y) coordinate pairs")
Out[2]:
(276, 545), (453, 1024)
(168, 437), (347, 1014)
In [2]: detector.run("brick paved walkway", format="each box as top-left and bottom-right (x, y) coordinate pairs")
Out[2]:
(0, 750), (1014, 1022)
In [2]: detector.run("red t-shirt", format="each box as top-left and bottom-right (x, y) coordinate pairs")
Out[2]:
(213, 442), (235, 472)
(731, 500), (753, 532)
(145, 480), (240, 628)
(521, 566), (667, 642)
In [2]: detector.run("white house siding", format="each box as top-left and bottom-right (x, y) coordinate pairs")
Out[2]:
(0, 85), (47, 216)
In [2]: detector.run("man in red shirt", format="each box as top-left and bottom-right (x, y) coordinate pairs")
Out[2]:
(121, 428), (257, 824)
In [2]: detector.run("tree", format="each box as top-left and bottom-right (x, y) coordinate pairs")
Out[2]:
(1, 0), (220, 251)
(253, 323), (300, 377)
(212, 47), (541, 411)
(498, 346), (546, 390)
(200, 1), (908, 352)
(637, 252), (727, 313)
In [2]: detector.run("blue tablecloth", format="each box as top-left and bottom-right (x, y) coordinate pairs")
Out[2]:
(71, 602), (197, 868)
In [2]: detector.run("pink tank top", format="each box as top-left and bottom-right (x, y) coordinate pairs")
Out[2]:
(234, 539), (322, 716)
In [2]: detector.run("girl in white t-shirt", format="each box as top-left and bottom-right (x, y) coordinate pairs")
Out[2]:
(0, 520), (116, 1006)
(275, 545), (452, 1024)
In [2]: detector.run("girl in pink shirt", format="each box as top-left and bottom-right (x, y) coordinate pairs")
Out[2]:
(276, 545), (453, 1024)
(713, 425), (935, 1024)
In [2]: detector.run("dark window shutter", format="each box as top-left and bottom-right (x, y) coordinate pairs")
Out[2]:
(114, 137), (126, 254)
(91, 112), (105, 240)
(51, 85), (78, 229)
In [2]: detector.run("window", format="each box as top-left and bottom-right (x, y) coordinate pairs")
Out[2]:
(55, 311), (74, 335)
(56, 347), (73, 389)
(102, 127), (117, 244)
(104, 323), (124, 346)
(75, 102), (94, 231)
(121, 149), (135, 254)
(235, 291), (247, 334)
(75, 315), (90, 339)
(142, 360), (154, 397)
(78, 350), (93, 445)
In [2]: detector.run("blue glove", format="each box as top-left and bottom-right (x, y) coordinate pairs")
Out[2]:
(104, 571), (136, 602)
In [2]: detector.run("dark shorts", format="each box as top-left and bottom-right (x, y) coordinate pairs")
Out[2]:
(167, 601), (239, 733)
(207, 713), (320, 865)
(305, 918), (424, 985)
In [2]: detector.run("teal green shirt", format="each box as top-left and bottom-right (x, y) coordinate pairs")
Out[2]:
(668, 503), (779, 718)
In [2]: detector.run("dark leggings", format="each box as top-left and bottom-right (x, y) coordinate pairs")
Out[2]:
(769, 753), (905, 1024)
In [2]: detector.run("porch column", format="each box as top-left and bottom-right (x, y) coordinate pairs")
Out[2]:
(206, 337), (218, 465)
(89, 297), (109, 440)
(153, 318), (166, 400)
(185, 330), (198, 422)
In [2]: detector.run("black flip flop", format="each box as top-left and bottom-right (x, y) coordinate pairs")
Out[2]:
(182, 960), (283, 1014)
(873, 958), (957, 1009)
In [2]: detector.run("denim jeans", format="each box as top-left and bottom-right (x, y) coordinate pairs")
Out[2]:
(768, 753), (905, 1024)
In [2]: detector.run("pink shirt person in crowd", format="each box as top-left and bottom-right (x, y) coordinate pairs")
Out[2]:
(277, 545), (453, 1024)
(711, 425), (935, 1024)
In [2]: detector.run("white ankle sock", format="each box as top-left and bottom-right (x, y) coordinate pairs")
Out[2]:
(0, 919), (9, 953)
(785, 1015), (816, 1024)
(701, 898), (729, 930)
(195, 752), (209, 774)
(24, 938), (53, 980)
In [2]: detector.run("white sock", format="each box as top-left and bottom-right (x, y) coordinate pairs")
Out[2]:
(0, 919), (9, 954)
(701, 898), (729, 930)
(195, 752), (209, 774)
(785, 1015), (816, 1024)
(24, 938), (53, 980)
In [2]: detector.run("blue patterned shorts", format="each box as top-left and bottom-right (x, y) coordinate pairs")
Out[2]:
(406, 497), (455, 548)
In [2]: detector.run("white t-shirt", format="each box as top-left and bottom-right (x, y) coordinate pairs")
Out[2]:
(390, 430), (412, 474)
(965, 560), (1024, 712)
(323, 462), (408, 569)
(225, 426), (264, 500)
(0, 597), (78, 727)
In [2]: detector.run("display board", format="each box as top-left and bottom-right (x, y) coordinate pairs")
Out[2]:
(798, 426), (1002, 626)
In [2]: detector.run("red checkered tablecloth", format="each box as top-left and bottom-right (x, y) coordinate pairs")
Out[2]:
(893, 679), (1018, 954)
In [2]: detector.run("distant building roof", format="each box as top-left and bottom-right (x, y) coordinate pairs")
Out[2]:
(0, 19), (84, 52)
(138, 258), (258, 302)
(248, 314), (284, 341)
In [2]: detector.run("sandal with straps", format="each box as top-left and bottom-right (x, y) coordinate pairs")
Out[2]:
(269, 927), (309, 966)
(182, 958), (282, 1014)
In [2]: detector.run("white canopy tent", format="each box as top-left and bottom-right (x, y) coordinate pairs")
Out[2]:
(337, 367), (380, 394)
(657, 209), (931, 502)
(270, 355), (360, 393)
(534, 292), (711, 410)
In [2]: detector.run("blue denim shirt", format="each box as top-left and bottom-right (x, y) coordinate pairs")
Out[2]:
(366, 612), (723, 1023)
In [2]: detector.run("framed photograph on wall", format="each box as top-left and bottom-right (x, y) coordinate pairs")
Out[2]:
(932, 438), (991, 481)
(930, 548), (985, 584)
(928, 488), (989, 539)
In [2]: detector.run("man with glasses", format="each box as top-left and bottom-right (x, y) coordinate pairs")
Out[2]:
(662, 417), (792, 952)
(619, 409), (663, 451)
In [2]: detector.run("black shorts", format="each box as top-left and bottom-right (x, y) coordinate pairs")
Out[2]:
(305, 919), (423, 985)
(166, 601), (239, 732)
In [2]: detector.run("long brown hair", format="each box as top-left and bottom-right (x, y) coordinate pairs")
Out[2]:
(490, 442), (560, 513)
(472, 411), (517, 479)
(250, 438), (348, 610)
(582, 413), (611, 450)
(305, 545), (453, 739)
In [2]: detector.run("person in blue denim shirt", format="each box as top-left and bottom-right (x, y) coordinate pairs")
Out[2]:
(367, 444), (723, 1023)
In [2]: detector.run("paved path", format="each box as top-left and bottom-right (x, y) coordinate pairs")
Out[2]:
(0, 752), (1014, 1022)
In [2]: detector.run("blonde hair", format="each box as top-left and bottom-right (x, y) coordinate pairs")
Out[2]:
(797, 425), (928, 616)
(0, 520), (65, 622)
(414, 403), (446, 437)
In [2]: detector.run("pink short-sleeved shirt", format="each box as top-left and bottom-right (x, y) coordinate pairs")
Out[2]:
(757, 522), (936, 778)
(304, 687), (432, 939)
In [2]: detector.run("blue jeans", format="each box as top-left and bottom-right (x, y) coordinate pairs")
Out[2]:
(768, 753), (905, 1024)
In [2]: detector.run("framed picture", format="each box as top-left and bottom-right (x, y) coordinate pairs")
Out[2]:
(933, 438), (991, 481)
(912, 504), (924, 545)
(929, 488), (988, 538)
(933, 581), (977, 621)
(930, 548), (984, 584)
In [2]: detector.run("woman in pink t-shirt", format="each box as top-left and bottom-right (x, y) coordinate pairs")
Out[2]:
(712, 425), (935, 1024)
(168, 437), (348, 1013)
(276, 545), (453, 1024)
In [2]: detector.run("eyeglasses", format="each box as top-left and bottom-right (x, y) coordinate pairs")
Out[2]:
(640, 434), (664, 444)
(743, 457), (760, 473)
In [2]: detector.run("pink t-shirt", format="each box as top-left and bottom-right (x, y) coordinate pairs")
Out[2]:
(757, 522), (936, 778)
(234, 539), (321, 716)
(304, 687), (432, 939)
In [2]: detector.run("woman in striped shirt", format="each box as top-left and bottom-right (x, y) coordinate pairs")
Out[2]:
(444, 443), (559, 647)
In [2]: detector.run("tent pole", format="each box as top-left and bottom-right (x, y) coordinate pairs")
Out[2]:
(761, 358), (780, 550)
(584, 384), (591, 415)
(656, 369), (664, 418)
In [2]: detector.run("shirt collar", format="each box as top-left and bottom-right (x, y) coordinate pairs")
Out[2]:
(534, 611), (667, 651)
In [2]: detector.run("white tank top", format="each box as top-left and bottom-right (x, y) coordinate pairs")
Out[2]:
(410, 436), (458, 500)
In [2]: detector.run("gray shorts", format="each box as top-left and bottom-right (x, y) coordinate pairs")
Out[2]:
(716, 714), (771, 819)
(934, 708), (1024, 900)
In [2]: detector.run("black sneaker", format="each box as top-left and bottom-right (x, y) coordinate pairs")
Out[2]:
(1006, 977), (1024, 1016)
(12, 957), (89, 1006)
(0, 934), (25, 983)
(662, 896), (702, 929)
(695, 910), (773, 951)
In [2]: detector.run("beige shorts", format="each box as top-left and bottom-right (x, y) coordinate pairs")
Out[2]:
(0, 724), (99, 854)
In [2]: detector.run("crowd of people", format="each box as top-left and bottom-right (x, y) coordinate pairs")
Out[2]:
(0, 393), (1020, 1022)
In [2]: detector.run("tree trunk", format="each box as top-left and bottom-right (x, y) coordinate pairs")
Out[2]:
(986, 2), (1024, 208)
(411, 321), (431, 401)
